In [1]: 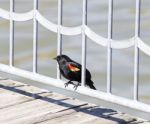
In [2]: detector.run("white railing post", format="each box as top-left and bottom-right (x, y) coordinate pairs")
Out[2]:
(107, 0), (113, 93)
(9, 0), (15, 67)
(81, 0), (87, 87)
(33, 0), (38, 73)
(57, 0), (63, 79)
(134, 0), (141, 101)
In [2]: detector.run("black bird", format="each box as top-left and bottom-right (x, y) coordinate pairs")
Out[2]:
(53, 55), (96, 90)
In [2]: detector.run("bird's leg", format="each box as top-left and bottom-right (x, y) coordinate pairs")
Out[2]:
(64, 80), (73, 88)
(73, 82), (81, 90)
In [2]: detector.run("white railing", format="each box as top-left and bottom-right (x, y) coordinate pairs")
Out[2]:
(0, 0), (150, 119)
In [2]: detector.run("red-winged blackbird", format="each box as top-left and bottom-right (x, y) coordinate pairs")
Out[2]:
(54, 55), (96, 90)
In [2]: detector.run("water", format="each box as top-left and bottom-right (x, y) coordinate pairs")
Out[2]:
(0, 0), (150, 104)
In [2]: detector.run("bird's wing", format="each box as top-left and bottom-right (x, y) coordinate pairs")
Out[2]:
(67, 62), (81, 72)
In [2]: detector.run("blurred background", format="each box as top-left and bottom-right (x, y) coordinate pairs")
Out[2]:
(0, 0), (150, 103)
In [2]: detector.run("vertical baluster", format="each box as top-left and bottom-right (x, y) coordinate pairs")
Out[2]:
(81, 0), (87, 86)
(33, 0), (38, 73)
(57, 0), (63, 79)
(134, 0), (141, 100)
(9, 0), (15, 67)
(107, 0), (113, 93)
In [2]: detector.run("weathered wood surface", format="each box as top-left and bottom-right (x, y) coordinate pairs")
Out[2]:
(0, 78), (149, 124)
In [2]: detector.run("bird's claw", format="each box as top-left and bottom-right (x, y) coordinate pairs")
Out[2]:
(73, 83), (80, 90)
(64, 82), (69, 88)
(64, 81), (73, 88)
(64, 81), (80, 90)
(73, 85), (78, 90)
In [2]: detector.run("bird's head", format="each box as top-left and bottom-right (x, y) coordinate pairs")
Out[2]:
(53, 54), (71, 63)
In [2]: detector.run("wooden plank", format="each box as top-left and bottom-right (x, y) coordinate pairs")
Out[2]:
(0, 78), (51, 98)
(129, 121), (150, 124)
(5, 103), (88, 124)
(39, 105), (119, 124)
(140, 122), (150, 124)
(0, 79), (45, 93)
(0, 78), (24, 87)
(39, 105), (149, 124)
(0, 90), (86, 124)
(82, 119), (119, 124)
(0, 88), (50, 109)
(0, 79), (52, 109)
(0, 89), (32, 109)
(0, 78), (149, 124)
(106, 112), (137, 123)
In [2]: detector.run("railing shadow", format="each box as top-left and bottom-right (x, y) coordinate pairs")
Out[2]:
(0, 82), (139, 124)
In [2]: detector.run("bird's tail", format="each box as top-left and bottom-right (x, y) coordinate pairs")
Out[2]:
(87, 80), (96, 90)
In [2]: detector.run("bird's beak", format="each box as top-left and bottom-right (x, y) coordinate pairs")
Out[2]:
(53, 57), (57, 60)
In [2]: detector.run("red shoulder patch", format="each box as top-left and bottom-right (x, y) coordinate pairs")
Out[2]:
(68, 64), (80, 72)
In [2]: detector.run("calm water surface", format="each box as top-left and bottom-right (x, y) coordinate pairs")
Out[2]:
(0, 0), (150, 103)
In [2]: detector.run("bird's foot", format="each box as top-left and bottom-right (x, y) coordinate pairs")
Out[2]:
(64, 81), (73, 88)
(73, 83), (81, 90)
(64, 82), (69, 88)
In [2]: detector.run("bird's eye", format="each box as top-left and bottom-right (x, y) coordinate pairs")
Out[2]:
(57, 57), (60, 61)
(62, 61), (66, 64)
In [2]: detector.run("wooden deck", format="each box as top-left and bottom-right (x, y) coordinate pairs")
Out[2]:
(0, 78), (149, 124)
